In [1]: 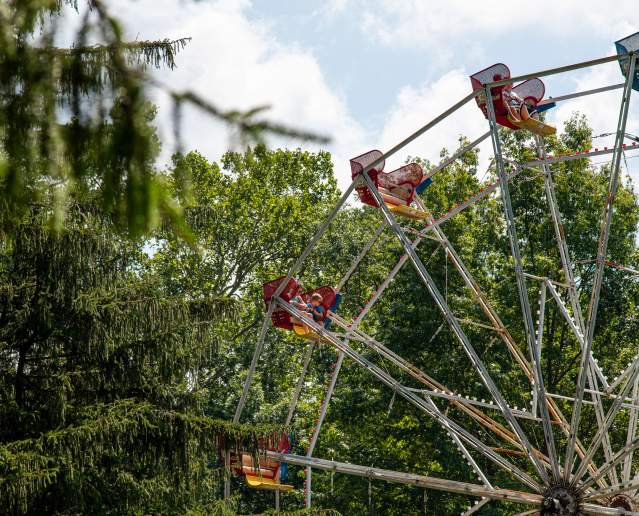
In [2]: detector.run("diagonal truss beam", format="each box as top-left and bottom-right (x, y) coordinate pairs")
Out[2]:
(484, 86), (556, 485)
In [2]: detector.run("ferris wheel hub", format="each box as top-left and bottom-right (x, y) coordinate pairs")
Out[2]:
(541, 485), (580, 515)
(607, 493), (638, 511)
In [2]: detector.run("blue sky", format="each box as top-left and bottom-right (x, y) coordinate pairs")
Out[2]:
(91, 0), (639, 187)
(246, 0), (622, 128)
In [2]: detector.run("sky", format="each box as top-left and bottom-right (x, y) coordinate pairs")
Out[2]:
(69, 0), (639, 188)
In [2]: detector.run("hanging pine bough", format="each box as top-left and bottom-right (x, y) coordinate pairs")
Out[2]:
(0, 204), (288, 514)
(0, 400), (289, 514)
(0, 0), (329, 240)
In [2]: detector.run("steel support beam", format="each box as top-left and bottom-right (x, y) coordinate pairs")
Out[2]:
(573, 358), (639, 483)
(584, 475), (639, 503)
(566, 53), (637, 483)
(335, 221), (387, 293)
(422, 131), (491, 182)
(522, 143), (639, 168)
(538, 83), (624, 106)
(463, 497), (491, 516)
(543, 276), (616, 484)
(487, 53), (627, 88)
(484, 85), (556, 484)
(269, 452), (539, 505)
(579, 436), (639, 493)
(286, 341), (315, 426)
(623, 377), (639, 483)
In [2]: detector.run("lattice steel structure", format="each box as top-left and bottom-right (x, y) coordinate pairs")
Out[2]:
(232, 40), (639, 514)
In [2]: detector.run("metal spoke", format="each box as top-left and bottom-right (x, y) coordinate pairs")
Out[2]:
(623, 377), (639, 482)
(269, 452), (541, 505)
(534, 283), (560, 480)
(335, 221), (386, 293)
(484, 86), (556, 484)
(286, 341), (315, 426)
(545, 280), (617, 484)
(565, 53), (637, 482)
(573, 357), (639, 483)
(608, 355), (639, 393)
(535, 135), (609, 390)
(463, 497), (491, 515)
(578, 436), (639, 493)
(233, 301), (275, 423)
(583, 476), (639, 502)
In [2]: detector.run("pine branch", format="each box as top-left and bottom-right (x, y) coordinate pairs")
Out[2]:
(46, 37), (192, 70)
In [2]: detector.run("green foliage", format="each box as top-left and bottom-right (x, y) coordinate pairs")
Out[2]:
(0, 201), (285, 514)
(155, 145), (339, 298)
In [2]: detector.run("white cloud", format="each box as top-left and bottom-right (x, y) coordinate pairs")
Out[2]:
(548, 62), (639, 184)
(377, 70), (492, 173)
(323, 0), (349, 17)
(58, 0), (639, 192)
(102, 0), (368, 188)
(550, 63), (637, 137)
(359, 0), (637, 50)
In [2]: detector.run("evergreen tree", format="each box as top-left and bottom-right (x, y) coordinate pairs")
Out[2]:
(0, 200), (284, 514)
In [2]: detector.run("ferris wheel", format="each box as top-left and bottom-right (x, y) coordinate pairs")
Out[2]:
(230, 32), (639, 515)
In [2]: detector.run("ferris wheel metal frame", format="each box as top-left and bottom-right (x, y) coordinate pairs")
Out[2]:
(231, 42), (639, 515)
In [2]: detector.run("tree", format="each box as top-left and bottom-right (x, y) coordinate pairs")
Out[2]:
(0, 198), (286, 514)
